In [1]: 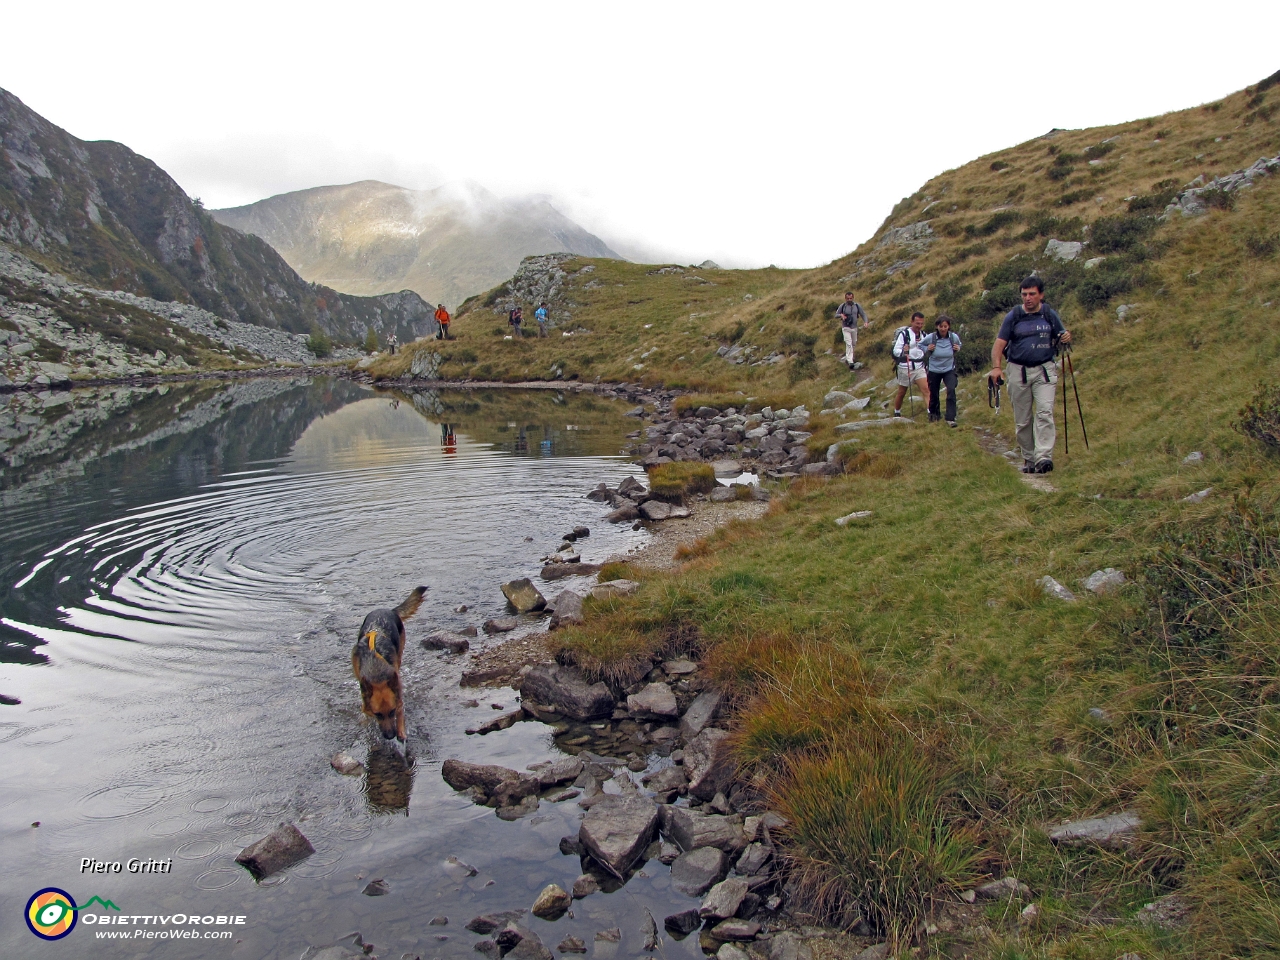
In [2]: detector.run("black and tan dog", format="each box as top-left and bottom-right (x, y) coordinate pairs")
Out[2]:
(352, 586), (427, 746)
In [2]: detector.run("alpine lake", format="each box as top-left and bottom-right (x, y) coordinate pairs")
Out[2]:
(0, 375), (718, 960)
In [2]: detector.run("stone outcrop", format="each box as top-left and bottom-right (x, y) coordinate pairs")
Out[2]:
(578, 795), (659, 878)
(520, 663), (615, 720)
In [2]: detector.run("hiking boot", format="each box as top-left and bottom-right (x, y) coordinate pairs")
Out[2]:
(893, 409), (903, 418)
(947, 420), (957, 428)
(1035, 460), (1054, 474)
(927, 413), (939, 423)
(1020, 461), (1037, 474)
(853, 361), (863, 370)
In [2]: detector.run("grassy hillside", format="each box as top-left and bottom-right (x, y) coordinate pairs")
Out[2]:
(373, 74), (1280, 957)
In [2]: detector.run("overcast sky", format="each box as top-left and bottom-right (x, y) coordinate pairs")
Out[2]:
(4, 1), (1278, 268)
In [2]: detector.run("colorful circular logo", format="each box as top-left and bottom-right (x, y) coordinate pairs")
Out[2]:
(26, 888), (78, 940)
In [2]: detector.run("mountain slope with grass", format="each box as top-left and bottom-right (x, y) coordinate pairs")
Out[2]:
(211, 180), (621, 310)
(0, 88), (434, 346)
(379, 72), (1280, 957)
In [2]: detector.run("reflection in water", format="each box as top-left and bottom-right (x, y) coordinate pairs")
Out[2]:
(0, 377), (666, 960)
(364, 746), (415, 815)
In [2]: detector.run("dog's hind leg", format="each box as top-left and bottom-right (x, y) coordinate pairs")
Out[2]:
(395, 585), (429, 621)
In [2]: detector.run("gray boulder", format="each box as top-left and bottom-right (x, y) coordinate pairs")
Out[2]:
(700, 878), (749, 920)
(679, 689), (723, 739)
(1047, 811), (1141, 847)
(520, 663), (615, 721)
(671, 846), (728, 897)
(548, 590), (585, 628)
(710, 486), (738, 503)
(627, 682), (679, 718)
(823, 390), (854, 409)
(1045, 238), (1084, 261)
(531, 883), (571, 920)
(641, 500), (672, 521)
(483, 617), (518, 634)
(711, 459), (742, 476)
(685, 727), (736, 800)
(664, 908), (702, 936)
(571, 874), (599, 898)
(532, 756), (584, 787)
(1036, 576), (1077, 602)
(1081, 568), (1126, 595)
(579, 795), (660, 878)
(591, 579), (640, 600)
(662, 806), (748, 854)
(502, 578), (547, 613)
(711, 920), (761, 941)
(605, 503), (640, 523)
(735, 842), (772, 876)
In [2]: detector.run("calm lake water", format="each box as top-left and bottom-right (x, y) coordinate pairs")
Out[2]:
(0, 377), (705, 959)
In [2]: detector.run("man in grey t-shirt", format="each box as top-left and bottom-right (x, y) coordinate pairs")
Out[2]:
(835, 291), (870, 370)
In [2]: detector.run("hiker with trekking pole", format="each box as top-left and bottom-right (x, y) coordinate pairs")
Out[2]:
(892, 312), (931, 418)
(989, 276), (1073, 474)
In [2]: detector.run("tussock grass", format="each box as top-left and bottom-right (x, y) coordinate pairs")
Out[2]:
(647, 461), (715, 501)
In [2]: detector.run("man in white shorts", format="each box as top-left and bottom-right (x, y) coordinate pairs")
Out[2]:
(892, 312), (931, 417)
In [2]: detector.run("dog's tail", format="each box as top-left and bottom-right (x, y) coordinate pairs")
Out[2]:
(396, 585), (429, 621)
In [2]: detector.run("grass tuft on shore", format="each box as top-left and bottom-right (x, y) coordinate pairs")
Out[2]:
(648, 461), (716, 502)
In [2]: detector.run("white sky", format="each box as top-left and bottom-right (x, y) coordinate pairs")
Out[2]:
(4, 1), (1278, 268)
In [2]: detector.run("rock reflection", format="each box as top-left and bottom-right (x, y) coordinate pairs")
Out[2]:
(363, 745), (415, 814)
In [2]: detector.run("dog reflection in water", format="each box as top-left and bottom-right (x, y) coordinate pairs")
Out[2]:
(352, 586), (427, 751)
(364, 745), (415, 813)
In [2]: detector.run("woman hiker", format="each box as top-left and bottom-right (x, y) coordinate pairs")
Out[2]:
(920, 315), (962, 426)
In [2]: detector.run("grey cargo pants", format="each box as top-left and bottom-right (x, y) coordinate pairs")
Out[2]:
(1007, 360), (1058, 465)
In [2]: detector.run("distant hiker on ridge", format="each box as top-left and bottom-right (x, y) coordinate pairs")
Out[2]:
(435, 303), (451, 340)
(508, 305), (524, 338)
(989, 276), (1072, 474)
(535, 301), (549, 338)
(834, 291), (870, 370)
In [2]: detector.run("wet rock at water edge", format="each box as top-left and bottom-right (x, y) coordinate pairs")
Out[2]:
(330, 751), (364, 776)
(503, 926), (555, 960)
(605, 503), (640, 523)
(496, 794), (540, 820)
(557, 936), (587, 953)
(579, 794), (660, 878)
(532, 883), (572, 920)
(701, 878), (750, 920)
(685, 727), (736, 800)
(466, 911), (526, 935)
(548, 590), (584, 628)
(502, 578), (547, 613)
(299, 932), (372, 960)
(521, 663), (615, 720)
(542, 562), (601, 581)
(627, 681), (679, 718)
(483, 617), (518, 634)
(474, 940), (501, 960)
(679, 689), (723, 739)
(467, 709), (524, 735)
(571, 873), (600, 898)
(530, 755), (585, 787)
(661, 805), (748, 855)
(711, 919), (761, 941)
(235, 822), (315, 880)
(665, 908), (702, 937)
(735, 842), (772, 876)
(422, 630), (471, 653)
(362, 878), (390, 896)
(671, 846), (728, 897)
(429, 916), (449, 926)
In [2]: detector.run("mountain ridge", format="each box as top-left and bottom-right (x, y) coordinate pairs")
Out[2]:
(0, 88), (434, 345)
(212, 179), (622, 309)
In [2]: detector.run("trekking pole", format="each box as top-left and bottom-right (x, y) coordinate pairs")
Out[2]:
(907, 369), (916, 419)
(1062, 361), (1070, 455)
(1065, 348), (1090, 449)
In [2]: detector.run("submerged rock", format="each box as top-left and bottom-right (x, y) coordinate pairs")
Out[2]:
(235, 823), (314, 881)
(422, 630), (471, 653)
(531, 883), (571, 920)
(330, 751), (364, 776)
(664, 908), (702, 937)
(483, 617), (519, 634)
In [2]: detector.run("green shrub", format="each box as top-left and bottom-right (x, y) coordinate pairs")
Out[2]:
(947, 243), (988, 265)
(990, 160), (1011, 171)
(1201, 187), (1235, 211)
(964, 210), (1022, 238)
(1236, 382), (1280, 451)
(1245, 233), (1279, 258)
(363, 327), (379, 352)
(787, 354), (817, 384)
(647, 462), (716, 502)
(1046, 152), (1079, 181)
(306, 329), (332, 358)
(1090, 214), (1158, 253)
(777, 330), (817, 354)
(932, 278), (973, 309)
(1083, 141), (1116, 161)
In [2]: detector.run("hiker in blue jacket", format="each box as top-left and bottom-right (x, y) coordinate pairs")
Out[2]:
(990, 277), (1072, 473)
(920, 315), (961, 426)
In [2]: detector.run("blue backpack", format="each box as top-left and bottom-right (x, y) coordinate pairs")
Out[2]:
(1005, 307), (1059, 367)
